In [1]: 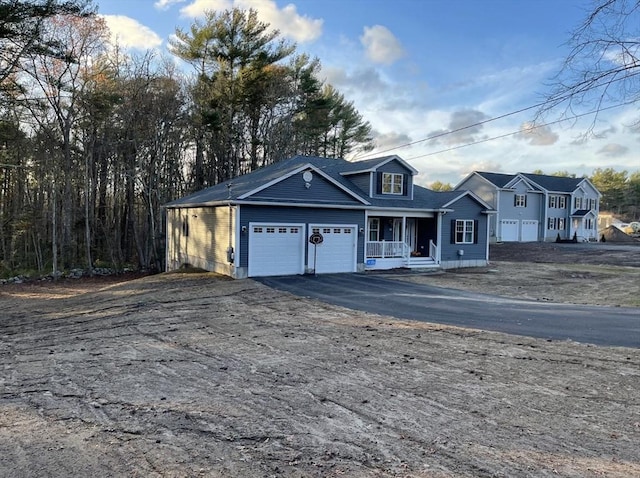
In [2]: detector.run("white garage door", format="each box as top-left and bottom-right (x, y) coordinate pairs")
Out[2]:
(308, 225), (357, 274)
(500, 220), (519, 242)
(521, 220), (538, 242)
(248, 223), (305, 277)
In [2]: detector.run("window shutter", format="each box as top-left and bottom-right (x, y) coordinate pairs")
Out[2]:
(474, 220), (479, 244)
(524, 195), (527, 207)
(376, 172), (382, 194)
(403, 174), (408, 196)
(513, 195), (517, 207)
(450, 219), (456, 244)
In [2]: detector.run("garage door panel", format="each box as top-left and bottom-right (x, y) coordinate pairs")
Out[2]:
(308, 225), (357, 274)
(248, 223), (305, 277)
(521, 220), (538, 242)
(500, 220), (519, 242)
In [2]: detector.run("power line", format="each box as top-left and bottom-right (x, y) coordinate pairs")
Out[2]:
(354, 73), (640, 161)
(354, 102), (544, 160)
(404, 101), (634, 161)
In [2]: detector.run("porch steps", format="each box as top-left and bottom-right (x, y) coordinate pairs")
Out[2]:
(405, 257), (438, 269)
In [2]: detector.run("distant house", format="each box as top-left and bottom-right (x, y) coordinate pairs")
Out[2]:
(455, 172), (601, 242)
(165, 155), (495, 278)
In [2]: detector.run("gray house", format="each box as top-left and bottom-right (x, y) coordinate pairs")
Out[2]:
(455, 171), (601, 242)
(165, 155), (495, 278)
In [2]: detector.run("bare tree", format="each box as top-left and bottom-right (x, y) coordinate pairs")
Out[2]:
(539, 0), (640, 129)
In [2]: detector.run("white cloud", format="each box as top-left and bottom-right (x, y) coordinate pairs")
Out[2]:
(101, 15), (163, 50)
(180, 0), (232, 17)
(237, 0), (322, 42)
(598, 143), (629, 157)
(426, 110), (490, 146)
(518, 122), (559, 146)
(180, 0), (322, 43)
(360, 25), (405, 65)
(154, 0), (187, 10)
(371, 131), (412, 152)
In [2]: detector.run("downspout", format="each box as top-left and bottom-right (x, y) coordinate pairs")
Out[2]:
(165, 207), (169, 271)
(495, 189), (501, 242)
(485, 213), (490, 262)
(227, 183), (235, 270)
(542, 191), (548, 242)
(436, 211), (443, 265)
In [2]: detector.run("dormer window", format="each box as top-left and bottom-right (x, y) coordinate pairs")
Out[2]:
(382, 173), (403, 195)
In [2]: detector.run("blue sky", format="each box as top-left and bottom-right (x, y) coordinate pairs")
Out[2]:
(95, 0), (639, 186)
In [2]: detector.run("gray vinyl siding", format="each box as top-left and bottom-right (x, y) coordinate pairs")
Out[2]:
(440, 195), (488, 262)
(346, 172), (372, 196)
(380, 159), (412, 175)
(498, 182), (542, 222)
(251, 172), (361, 204)
(546, 193), (570, 239)
(456, 175), (497, 207)
(238, 205), (365, 268)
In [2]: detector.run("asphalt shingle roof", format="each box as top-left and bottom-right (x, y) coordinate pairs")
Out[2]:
(520, 173), (584, 193)
(476, 171), (586, 193)
(166, 155), (468, 211)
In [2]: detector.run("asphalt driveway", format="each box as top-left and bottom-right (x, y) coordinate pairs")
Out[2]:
(256, 273), (640, 348)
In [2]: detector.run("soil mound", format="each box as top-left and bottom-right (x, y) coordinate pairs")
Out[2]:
(601, 225), (639, 243)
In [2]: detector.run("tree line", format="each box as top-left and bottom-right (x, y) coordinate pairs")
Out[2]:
(0, 1), (373, 277)
(2, 0), (638, 278)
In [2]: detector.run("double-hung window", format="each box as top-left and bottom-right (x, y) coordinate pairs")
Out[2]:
(382, 173), (403, 195)
(515, 194), (527, 207)
(455, 220), (474, 244)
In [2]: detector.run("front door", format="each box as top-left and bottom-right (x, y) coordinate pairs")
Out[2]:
(405, 219), (417, 252)
(392, 218), (403, 242)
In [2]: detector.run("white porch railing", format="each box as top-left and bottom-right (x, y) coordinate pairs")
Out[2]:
(366, 241), (409, 259)
(429, 240), (437, 260)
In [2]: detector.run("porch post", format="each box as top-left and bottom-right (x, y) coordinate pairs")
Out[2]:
(402, 216), (406, 243)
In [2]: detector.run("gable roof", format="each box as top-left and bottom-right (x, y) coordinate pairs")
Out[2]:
(340, 154), (419, 175)
(520, 173), (584, 193)
(440, 190), (496, 211)
(474, 171), (517, 188)
(165, 155), (461, 212)
(471, 171), (596, 195)
(237, 162), (370, 205)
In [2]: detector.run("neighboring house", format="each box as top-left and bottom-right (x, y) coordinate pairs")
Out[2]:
(455, 171), (601, 243)
(165, 155), (495, 278)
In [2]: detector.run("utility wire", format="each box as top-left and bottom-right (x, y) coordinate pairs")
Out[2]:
(404, 101), (634, 161)
(354, 102), (543, 160)
(354, 73), (640, 161)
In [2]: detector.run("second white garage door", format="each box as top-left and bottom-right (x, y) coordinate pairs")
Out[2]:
(248, 223), (305, 277)
(308, 225), (357, 274)
(521, 220), (539, 241)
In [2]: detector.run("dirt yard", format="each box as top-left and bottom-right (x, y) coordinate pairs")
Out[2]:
(1, 243), (639, 477)
(397, 242), (640, 307)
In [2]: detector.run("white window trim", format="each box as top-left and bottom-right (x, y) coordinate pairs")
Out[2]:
(515, 194), (526, 207)
(382, 172), (403, 195)
(455, 219), (474, 244)
(559, 196), (566, 209)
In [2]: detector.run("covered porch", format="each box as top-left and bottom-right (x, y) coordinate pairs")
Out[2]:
(571, 209), (598, 242)
(364, 213), (440, 270)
